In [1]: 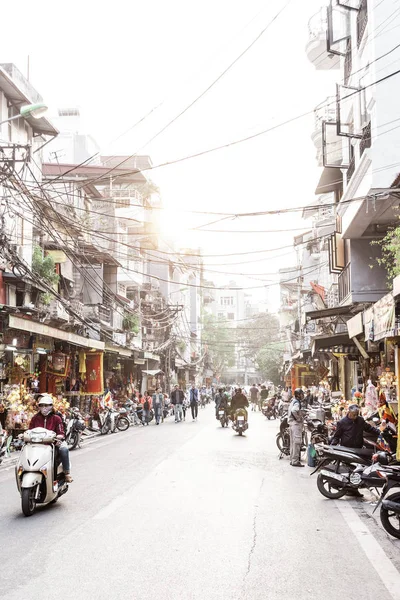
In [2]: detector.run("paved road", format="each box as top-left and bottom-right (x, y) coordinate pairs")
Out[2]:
(1, 407), (400, 600)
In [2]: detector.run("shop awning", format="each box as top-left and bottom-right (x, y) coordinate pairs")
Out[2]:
(142, 369), (163, 376)
(104, 343), (133, 358)
(306, 305), (356, 321)
(9, 315), (105, 350)
(312, 333), (350, 354)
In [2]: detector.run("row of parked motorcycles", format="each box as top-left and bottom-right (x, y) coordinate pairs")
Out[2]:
(270, 395), (400, 540)
(311, 417), (400, 539)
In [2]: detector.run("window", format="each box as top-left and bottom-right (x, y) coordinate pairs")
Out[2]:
(227, 313), (235, 320)
(220, 296), (234, 306)
(217, 312), (224, 319)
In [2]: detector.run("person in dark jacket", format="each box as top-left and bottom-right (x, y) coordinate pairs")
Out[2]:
(331, 404), (380, 448)
(171, 385), (185, 423)
(189, 384), (199, 421)
(29, 394), (73, 483)
(230, 388), (249, 418)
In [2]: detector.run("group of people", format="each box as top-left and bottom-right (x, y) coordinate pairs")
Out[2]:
(287, 387), (382, 469)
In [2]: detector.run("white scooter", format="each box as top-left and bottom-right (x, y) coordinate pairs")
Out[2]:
(15, 427), (69, 517)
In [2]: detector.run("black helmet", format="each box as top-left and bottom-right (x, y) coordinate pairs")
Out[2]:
(294, 388), (304, 400)
(373, 451), (389, 465)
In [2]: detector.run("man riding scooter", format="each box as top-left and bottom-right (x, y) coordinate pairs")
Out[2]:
(29, 394), (73, 483)
(230, 388), (249, 419)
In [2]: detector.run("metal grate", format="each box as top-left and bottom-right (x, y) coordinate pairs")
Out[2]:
(360, 121), (371, 157)
(338, 263), (351, 302)
(357, 0), (368, 47)
(347, 155), (356, 181)
(344, 38), (352, 85)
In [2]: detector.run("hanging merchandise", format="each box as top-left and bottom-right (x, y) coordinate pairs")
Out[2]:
(85, 352), (104, 394)
(1, 385), (36, 431)
(364, 380), (378, 414)
(46, 352), (70, 378)
(79, 350), (87, 376)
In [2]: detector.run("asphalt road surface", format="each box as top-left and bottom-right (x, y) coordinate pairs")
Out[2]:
(1, 407), (400, 600)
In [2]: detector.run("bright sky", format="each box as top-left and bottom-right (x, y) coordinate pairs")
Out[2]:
(1, 0), (336, 309)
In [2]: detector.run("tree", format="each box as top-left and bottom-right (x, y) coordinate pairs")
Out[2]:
(256, 343), (284, 383)
(201, 313), (235, 376)
(372, 226), (400, 283)
(236, 312), (283, 384)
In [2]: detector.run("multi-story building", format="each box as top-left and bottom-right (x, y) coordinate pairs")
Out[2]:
(304, 0), (400, 397)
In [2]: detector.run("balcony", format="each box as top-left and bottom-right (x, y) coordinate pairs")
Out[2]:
(306, 8), (340, 70)
(311, 97), (337, 164)
(357, 0), (368, 47)
(48, 299), (70, 323)
(338, 239), (389, 305)
(83, 304), (112, 328)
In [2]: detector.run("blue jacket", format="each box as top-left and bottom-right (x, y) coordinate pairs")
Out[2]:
(189, 388), (199, 403)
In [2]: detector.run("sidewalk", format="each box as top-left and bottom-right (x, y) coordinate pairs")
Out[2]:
(0, 428), (101, 470)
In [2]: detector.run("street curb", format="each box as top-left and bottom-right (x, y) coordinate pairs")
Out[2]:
(0, 429), (101, 471)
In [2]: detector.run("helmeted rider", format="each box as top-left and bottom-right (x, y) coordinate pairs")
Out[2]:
(230, 387), (249, 419)
(288, 388), (305, 468)
(29, 394), (73, 483)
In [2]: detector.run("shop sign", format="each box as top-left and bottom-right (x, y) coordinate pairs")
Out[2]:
(393, 274), (400, 297)
(370, 293), (395, 341)
(347, 312), (363, 338)
(34, 335), (54, 352)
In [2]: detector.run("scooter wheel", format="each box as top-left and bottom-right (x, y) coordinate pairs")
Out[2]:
(21, 487), (37, 517)
(380, 492), (400, 539)
(67, 432), (79, 450)
(316, 470), (347, 499)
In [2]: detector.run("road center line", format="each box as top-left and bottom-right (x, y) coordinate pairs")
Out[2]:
(335, 500), (400, 600)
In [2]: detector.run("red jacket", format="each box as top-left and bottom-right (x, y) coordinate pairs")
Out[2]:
(29, 412), (65, 437)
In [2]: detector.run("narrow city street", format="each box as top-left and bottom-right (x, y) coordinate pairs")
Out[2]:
(1, 409), (400, 600)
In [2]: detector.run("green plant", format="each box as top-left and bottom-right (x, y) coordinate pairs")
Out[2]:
(32, 246), (59, 287)
(372, 227), (400, 283)
(177, 341), (187, 353)
(40, 292), (53, 306)
(123, 313), (139, 334)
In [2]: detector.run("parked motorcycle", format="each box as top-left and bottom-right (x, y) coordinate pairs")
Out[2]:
(15, 427), (69, 517)
(262, 399), (277, 420)
(311, 429), (396, 499)
(0, 425), (9, 465)
(305, 417), (329, 445)
(372, 463), (400, 539)
(232, 408), (248, 436)
(218, 408), (229, 428)
(99, 407), (130, 434)
(65, 407), (86, 450)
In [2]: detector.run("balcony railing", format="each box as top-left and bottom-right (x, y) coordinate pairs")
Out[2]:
(347, 155), (355, 181)
(344, 38), (352, 85)
(338, 263), (351, 303)
(357, 0), (368, 47)
(360, 121), (371, 157)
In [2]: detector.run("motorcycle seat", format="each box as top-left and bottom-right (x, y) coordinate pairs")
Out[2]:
(334, 445), (374, 457)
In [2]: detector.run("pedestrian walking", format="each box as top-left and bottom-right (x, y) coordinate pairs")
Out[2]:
(182, 397), (188, 421)
(152, 387), (164, 425)
(249, 384), (259, 411)
(171, 384), (185, 423)
(288, 388), (305, 467)
(189, 383), (199, 421)
(143, 392), (151, 425)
